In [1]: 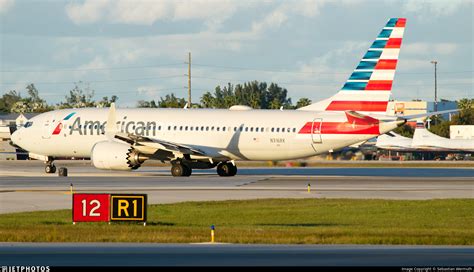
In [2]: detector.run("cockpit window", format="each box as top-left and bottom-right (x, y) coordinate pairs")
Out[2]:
(24, 121), (33, 128)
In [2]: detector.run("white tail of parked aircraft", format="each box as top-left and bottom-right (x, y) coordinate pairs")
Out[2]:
(376, 122), (474, 152)
(411, 122), (474, 152)
(12, 18), (442, 177)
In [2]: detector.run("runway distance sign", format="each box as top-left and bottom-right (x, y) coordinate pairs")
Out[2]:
(110, 194), (147, 222)
(72, 193), (110, 222)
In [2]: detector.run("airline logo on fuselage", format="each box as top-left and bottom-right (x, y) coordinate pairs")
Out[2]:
(52, 112), (76, 135)
(67, 116), (157, 137)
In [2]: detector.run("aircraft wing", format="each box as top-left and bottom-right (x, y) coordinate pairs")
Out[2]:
(104, 103), (207, 157)
(114, 132), (207, 156)
(400, 109), (459, 121)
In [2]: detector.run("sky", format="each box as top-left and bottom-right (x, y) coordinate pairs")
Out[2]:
(0, 0), (472, 107)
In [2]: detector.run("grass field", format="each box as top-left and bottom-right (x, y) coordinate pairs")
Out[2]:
(0, 199), (473, 245)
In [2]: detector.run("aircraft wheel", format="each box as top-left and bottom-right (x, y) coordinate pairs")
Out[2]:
(171, 164), (192, 177)
(45, 164), (56, 174)
(228, 163), (237, 176)
(182, 165), (192, 177)
(171, 164), (184, 177)
(217, 162), (237, 177)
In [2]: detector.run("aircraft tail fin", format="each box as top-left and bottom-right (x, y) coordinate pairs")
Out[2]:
(298, 18), (406, 114)
(412, 121), (445, 145)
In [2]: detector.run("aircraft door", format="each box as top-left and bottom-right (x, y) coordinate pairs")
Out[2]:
(41, 114), (54, 139)
(311, 118), (322, 144)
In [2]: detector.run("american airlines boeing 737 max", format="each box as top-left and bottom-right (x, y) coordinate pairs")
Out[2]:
(11, 18), (433, 177)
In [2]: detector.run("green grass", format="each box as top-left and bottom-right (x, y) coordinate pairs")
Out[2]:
(0, 199), (473, 245)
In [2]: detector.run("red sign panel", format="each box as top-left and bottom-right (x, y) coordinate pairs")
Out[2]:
(72, 194), (110, 222)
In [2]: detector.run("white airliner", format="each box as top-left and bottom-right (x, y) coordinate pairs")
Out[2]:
(376, 122), (474, 152)
(12, 18), (438, 177)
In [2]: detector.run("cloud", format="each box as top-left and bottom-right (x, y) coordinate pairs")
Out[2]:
(65, 0), (256, 28)
(0, 0), (14, 14)
(402, 0), (471, 17)
(403, 42), (458, 56)
(65, 0), (110, 25)
(137, 85), (163, 98)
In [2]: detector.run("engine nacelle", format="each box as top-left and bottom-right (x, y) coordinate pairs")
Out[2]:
(91, 141), (146, 171)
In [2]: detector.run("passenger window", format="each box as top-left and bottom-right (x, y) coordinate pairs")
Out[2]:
(217, 127), (220, 131)
(239, 127), (243, 132)
(206, 127), (209, 131)
(234, 127), (237, 132)
(174, 126), (177, 130)
(223, 127), (226, 132)
(271, 128), (274, 132)
(276, 128), (280, 132)
(255, 128), (259, 132)
(185, 126), (188, 131)
(250, 127), (254, 132)
(293, 128), (296, 133)
(211, 126), (215, 131)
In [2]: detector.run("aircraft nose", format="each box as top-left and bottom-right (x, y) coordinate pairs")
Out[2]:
(10, 129), (20, 146)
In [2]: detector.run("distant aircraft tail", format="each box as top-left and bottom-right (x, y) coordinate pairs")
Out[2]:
(412, 121), (445, 145)
(298, 18), (406, 114)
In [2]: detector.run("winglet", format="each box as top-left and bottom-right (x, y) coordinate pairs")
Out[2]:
(105, 103), (117, 139)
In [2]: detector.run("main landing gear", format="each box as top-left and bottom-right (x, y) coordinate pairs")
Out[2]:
(216, 161), (237, 177)
(169, 160), (237, 177)
(45, 160), (57, 174)
(171, 161), (192, 177)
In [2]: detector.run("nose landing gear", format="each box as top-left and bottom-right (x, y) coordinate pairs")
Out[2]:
(45, 161), (57, 174)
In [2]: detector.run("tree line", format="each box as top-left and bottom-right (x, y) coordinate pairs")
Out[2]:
(0, 82), (117, 113)
(138, 80), (312, 109)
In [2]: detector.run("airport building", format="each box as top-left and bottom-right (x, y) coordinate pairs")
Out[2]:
(386, 100), (427, 127)
(427, 100), (458, 120)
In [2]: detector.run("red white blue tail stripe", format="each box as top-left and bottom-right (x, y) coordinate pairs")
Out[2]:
(324, 18), (406, 113)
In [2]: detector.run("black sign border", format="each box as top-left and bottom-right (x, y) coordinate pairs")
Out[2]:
(110, 194), (148, 222)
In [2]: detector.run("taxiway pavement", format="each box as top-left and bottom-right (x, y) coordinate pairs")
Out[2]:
(1, 161), (473, 213)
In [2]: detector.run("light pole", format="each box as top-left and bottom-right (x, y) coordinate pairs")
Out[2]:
(431, 60), (438, 112)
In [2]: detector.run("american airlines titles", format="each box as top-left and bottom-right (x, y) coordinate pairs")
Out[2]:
(69, 116), (157, 136)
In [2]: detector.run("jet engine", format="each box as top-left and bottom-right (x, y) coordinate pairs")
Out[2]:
(91, 141), (147, 171)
